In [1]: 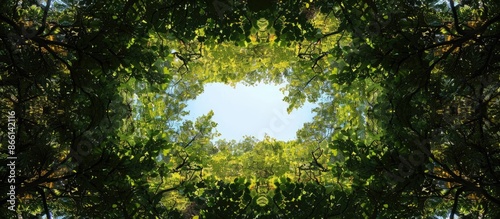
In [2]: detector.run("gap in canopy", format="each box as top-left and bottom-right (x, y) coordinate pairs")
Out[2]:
(183, 82), (318, 142)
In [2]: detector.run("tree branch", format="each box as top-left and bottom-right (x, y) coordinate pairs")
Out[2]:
(0, 14), (20, 30)
(449, 0), (464, 35)
(38, 0), (52, 35)
(450, 187), (463, 219)
(322, 29), (342, 39)
(184, 133), (199, 148)
(37, 187), (52, 219)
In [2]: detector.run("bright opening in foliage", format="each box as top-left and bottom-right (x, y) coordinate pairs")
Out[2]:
(184, 82), (318, 141)
(2, 0), (500, 218)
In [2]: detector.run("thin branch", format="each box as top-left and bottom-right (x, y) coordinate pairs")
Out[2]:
(184, 133), (199, 148)
(37, 187), (52, 219)
(322, 29), (342, 39)
(311, 149), (327, 171)
(37, 0), (52, 35)
(0, 14), (20, 31)
(450, 187), (463, 219)
(40, 44), (71, 69)
(156, 187), (178, 197)
(173, 152), (189, 171)
(449, 0), (464, 35)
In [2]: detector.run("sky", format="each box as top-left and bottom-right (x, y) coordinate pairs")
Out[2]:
(183, 83), (317, 141)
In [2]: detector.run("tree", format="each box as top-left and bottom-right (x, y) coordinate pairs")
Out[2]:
(311, 0), (500, 217)
(2, 0), (500, 218)
(0, 0), (179, 217)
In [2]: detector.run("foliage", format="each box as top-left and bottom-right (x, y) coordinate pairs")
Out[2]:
(1, 0), (500, 218)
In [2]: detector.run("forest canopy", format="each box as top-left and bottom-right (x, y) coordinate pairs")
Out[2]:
(1, 0), (500, 218)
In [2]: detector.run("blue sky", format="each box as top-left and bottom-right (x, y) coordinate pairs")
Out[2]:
(183, 83), (317, 141)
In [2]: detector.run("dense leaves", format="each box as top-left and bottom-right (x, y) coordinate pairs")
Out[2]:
(1, 0), (500, 218)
